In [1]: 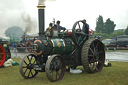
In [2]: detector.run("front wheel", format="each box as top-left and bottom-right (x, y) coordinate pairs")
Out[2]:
(45, 54), (66, 82)
(19, 54), (38, 79)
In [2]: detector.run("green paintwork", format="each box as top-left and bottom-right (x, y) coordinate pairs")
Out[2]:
(51, 38), (75, 55)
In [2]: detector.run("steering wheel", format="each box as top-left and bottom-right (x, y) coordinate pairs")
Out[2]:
(72, 20), (89, 47)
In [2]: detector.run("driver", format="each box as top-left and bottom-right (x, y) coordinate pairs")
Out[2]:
(56, 20), (66, 31)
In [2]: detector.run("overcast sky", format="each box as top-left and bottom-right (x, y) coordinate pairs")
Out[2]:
(0, 0), (128, 38)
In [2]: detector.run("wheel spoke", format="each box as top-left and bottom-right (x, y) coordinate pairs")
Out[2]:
(92, 43), (95, 52)
(30, 70), (33, 76)
(30, 56), (33, 61)
(51, 71), (54, 80)
(97, 50), (103, 54)
(56, 71), (58, 80)
(28, 69), (31, 77)
(96, 42), (100, 48)
(77, 35), (82, 44)
(23, 66), (27, 68)
(89, 48), (94, 54)
(23, 68), (28, 74)
(57, 71), (60, 77)
(27, 56), (30, 63)
(89, 58), (94, 63)
(78, 22), (81, 29)
(79, 36), (88, 45)
(24, 60), (28, 65)
(33, 60), (36, 64)
(57, 59), (60, 66)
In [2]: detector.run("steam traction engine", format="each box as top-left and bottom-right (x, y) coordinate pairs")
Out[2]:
(0, 40), (11, 67)
(19, 5), (105, 82)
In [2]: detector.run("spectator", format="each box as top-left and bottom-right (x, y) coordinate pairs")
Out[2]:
(12, 43), (16, 52)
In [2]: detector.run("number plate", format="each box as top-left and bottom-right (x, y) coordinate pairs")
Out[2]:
(33, 65), (42, 70)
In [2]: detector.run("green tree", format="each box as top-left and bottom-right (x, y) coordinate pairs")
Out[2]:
(103, 18), (116, 34)
(111, 29), (124, 37)
(95, 15), (104, 33)
(124, 26), (128, 35)
(5, 26), (24, 38)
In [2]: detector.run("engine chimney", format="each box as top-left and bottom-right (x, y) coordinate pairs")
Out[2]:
(37, 5), (46, 39)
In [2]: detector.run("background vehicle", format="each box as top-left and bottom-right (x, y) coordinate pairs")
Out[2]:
(0, 39), (11, 67)
(16, 35), (37, 52)
(116, 35), (128, 50)
(102, 39), (116, 50)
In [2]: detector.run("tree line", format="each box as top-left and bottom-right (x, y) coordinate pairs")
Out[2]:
(95, 15), (128, 39)
(3, 15), (128, 40)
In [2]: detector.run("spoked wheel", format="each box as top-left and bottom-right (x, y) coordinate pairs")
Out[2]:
(0, 45), (6, 66)
(19, 54), (38, 79)
(45, 54), (66, 82)
(72, 20), (89, 47)
(81, 39), (105, 73)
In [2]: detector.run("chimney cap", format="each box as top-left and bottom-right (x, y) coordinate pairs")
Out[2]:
(37, 5), (46, 9)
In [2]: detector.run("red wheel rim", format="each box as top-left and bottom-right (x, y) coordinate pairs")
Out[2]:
(0, 45), (6, 66)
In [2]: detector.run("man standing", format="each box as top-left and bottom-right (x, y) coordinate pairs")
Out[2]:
(82, 19), (89, 33)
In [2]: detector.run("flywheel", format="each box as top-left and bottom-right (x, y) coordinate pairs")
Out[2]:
(72, 20), (89, 47)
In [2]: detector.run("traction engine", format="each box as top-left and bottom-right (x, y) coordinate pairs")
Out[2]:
(19, 5), (105, 82)
(0, 40), (11, 67)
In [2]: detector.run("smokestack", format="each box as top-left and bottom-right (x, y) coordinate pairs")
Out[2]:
(37, 4), (46, 39)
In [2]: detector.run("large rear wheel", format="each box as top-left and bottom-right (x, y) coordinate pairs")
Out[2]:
(81, 39), (105, 73)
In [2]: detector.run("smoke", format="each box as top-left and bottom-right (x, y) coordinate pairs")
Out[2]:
(38, 0), (56, 5)
(21, 13), (37, 34)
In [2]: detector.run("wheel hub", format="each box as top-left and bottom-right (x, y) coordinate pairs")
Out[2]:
(27, 64), (33, 69)
(51, 65), (60, 71)
(55, 66), (60, 71)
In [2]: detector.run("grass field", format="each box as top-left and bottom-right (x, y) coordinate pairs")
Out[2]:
(0, 58), (128, 85)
